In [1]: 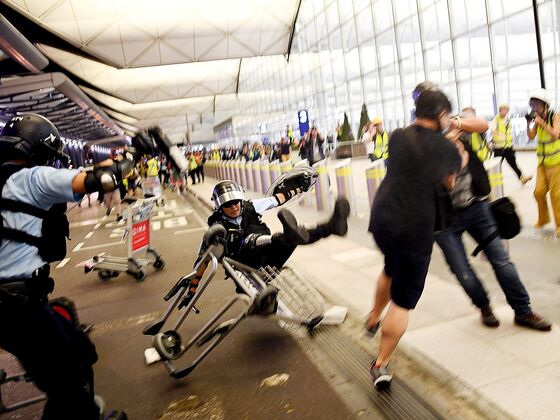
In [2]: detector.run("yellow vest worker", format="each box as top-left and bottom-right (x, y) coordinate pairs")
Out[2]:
(492, 115), (512, 149)
(146, 157), (159, 177)
(470, 132), (492, 162)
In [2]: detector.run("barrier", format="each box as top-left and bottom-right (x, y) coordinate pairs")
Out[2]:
(313, 160), (331, 212)
(280, 161), (293, 174)
(238, 160), (247, 188)
(245, 161), (253, 191)
(252, 160), (261, 192)
(269, 159), (281, 187)
(260, 160), (270, 194)
(233, 160), (241, 185)
(295, 160), (314, 208)
(335, 159), (357, 215)
(365, 160), (386, 208)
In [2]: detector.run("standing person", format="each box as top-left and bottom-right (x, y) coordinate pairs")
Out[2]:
(491, 104), (532, 184)
(306, 127), (325, 166)
(280, 137), (292, 162)
(0, 114), (128, 419)
(188, 153), (198, 185)
(366, 91), (462, 389)
(144, 154), (161, 198)
(527, 88), (560, 237)
(360, 121), (376, 162)
(435, 110), (551, 332)
(372, 117), (389, 162)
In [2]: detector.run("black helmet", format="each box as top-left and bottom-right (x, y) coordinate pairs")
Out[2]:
(211, 180), (245, 210)
(412, 81), (438, 104)
(0, 113), (68, 165)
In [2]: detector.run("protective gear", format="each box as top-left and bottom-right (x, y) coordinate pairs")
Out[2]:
(211, 180), (245, 209)
(412, 81), (438, 103)
(529, 88), (550, 107)
(470, 132), (492, 162)
(536, 110), (560, 167)
(0, 165), (69, 263)
(84, 159), (134, 194)
(276, 209), (310, 245)
(371, 116), (383, 125)
(273, 171), (313, 199)
(493, 115), (512, 149)
(0, 113), (69, 165)
(374, 132), (389, 160)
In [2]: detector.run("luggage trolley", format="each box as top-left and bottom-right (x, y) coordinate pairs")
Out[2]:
(85, 196), (165, 281)
(143, 224), (331, 379)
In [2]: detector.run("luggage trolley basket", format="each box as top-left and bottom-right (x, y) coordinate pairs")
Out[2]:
(85, 196), (165, 281)
(142, 224), (330, 380)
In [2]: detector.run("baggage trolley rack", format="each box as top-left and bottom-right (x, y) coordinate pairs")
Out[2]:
(85, 196), (165, 281)
(142, 224), (328, 379)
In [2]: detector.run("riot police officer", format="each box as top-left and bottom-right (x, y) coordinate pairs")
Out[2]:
(0, 113), (130, 419)
(206, 178), (350, 270)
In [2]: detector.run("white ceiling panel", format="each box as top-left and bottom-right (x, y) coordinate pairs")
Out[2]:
(6, 0), (299, 67)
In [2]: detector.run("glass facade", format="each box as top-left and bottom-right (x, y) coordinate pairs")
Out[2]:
(228, 0), (560, 147)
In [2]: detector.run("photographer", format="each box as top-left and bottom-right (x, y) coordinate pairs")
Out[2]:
(0, 114), (129, 419)
(435, 107), (551, 332)
(526, 88), (560, 237)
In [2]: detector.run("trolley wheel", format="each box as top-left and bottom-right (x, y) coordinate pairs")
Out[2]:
(153, 330), (183, 360)
(98, 270), (114, 281)
(153, 258), (165, 270)
(134, 269), (147, 282)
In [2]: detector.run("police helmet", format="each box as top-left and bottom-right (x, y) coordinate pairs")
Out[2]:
(211, 180), (245, 210)
(412, 81), (438, 104)
(0, 113), (68, 165)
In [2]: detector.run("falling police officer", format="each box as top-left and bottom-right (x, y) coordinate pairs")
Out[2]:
(0, 114), (130, 419)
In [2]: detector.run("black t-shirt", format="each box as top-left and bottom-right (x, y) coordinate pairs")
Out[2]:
(369, 125), (461, 255)
(280, 143), (291, 155)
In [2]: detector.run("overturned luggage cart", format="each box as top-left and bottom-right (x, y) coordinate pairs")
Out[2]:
(143, 224), (342, 379)
(85, 196), (165, 281)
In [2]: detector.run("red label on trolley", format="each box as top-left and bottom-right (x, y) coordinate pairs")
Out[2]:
(131, 219), (150, 253)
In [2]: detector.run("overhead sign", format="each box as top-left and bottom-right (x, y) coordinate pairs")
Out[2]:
(298, 110), (309, 137)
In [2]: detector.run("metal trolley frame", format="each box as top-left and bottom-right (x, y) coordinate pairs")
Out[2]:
(143, 224), (327, 379)
(84, 196), (165, 281)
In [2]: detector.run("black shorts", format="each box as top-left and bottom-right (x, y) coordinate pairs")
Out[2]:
(373, 234), (432, 310)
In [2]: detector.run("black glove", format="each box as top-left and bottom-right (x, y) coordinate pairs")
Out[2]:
(84, 159), (134, 193)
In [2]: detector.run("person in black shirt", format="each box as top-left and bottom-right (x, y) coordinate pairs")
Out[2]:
(367, 90), (463, 389)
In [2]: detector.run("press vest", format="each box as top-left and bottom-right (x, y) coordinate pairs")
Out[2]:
(374, 132), (389, 159)
(470, 132), (492, 162)
(536, 110), (560, 167)
(146, 158), (159, 177)
(493, 115), (512, 149)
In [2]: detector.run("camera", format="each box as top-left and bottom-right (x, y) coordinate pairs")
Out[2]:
(525, 111), (536, 122)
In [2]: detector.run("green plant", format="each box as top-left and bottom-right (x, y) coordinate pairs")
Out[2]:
(340, 112), (352, 142)
(358, 103), (370, 140)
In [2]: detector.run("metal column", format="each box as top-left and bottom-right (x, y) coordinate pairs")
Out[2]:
(335, 159), (357, 215)
(260, 160), (270, 195)
(252, 160), (261, 192)
(313, 160), (331, 212)
(269, 159), (281, 188)
(366, 160), (386, 208)
(245, 161), (253, 191)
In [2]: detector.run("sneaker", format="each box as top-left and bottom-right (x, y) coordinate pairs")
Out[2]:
(480, 306), (500, 328)
(520, 175), (532, 185)
(364, 314), (381, 338)
(329, 197), (351, 236)
(370, 360), (392, 389)
(514, 312), (552, 331)
(277, 209), (310, 245)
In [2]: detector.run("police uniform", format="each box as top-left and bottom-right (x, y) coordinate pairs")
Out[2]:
(0, 164), (99, 419)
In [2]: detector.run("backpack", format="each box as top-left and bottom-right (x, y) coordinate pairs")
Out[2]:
(0, 165), (70, 263)
(472, 197), (520, 256)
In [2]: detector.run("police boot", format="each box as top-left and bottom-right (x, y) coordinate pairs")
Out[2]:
(329, 197), (351, 236)
(275, 209), (310, 246)
(307, 197), (351, 243)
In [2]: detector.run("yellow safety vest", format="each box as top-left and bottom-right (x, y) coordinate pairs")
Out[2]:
(147, 158), (159, 177)
(470, 132), (492, 162)
(188, 156), (198, 171)
(374, 132), (389, 160)
(492, 115), (512, 149)
(537, 110), (560, 167)
(213, 151), (220, 160)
